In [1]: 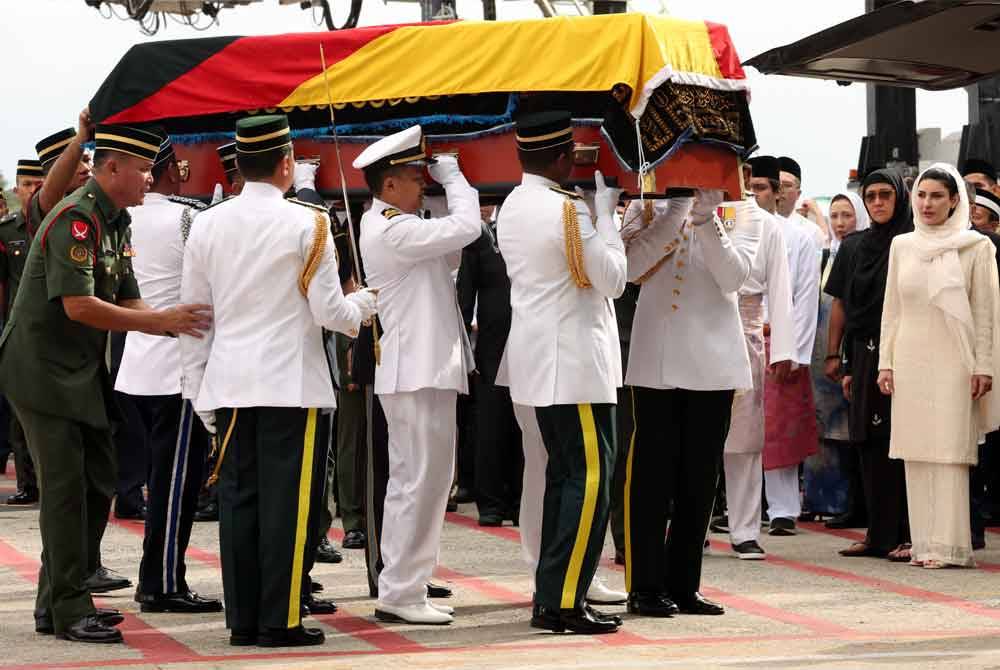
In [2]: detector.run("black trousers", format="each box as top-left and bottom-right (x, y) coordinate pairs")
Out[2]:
(362, 386), (390, 597)
(304, 411), (334, 595)
(626, 388), (733, 601)
(113, 390), (149, 516)
(610, 386), (635, 551)
(456, 383), (476, 492)
(473, 376), (523, 519)
(134, 395), (209, 596)
(859, 437), (910, 553)
(534, 403), (615, 611)
(215, 406), (328, 633)
(14, 404), (114, 633)
(10, 407), (36, 495)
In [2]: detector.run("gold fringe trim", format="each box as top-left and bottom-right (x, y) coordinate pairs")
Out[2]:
(563, 200), (592, 289)
(299, 211), (329, 297)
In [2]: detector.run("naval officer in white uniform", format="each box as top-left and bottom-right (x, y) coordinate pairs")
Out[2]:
(355, 125), (481, 626)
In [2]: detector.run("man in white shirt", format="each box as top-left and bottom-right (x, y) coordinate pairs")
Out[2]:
(181, 114), (376, 648)
(622, 190), (760, 616)
(355, 125), (481, 626)
(763, 157), (822, 535)
(721, 156), (795, 560)
(498, 111), (626, 635)
(116, 136), (222, 615)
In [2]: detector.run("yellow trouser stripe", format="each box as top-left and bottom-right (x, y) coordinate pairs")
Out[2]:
(287, 408), (318, 628)
(561, 404), (601, 609)
(624, 388), (636, 593)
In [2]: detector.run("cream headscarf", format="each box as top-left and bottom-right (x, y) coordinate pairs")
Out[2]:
(911, 162), (1000, 431)
(829, 191), (871, 255)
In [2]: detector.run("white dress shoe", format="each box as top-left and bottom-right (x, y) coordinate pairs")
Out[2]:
(428, 601), (455, 615)
(585, 575), (627, 604)
(374, 602), (453, 625)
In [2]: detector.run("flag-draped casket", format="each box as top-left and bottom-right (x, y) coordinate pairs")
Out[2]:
(89, 13), (756, 200)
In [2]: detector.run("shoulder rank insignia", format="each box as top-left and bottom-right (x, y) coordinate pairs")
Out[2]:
(381, 207), (404, 220)
(287, 197), (328, 213)
(549, 186), (582, 200)
(167, 194), (208, 211)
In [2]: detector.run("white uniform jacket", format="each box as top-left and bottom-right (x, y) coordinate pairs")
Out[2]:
(741, 207), (796, 365)
(180, 182), (361, 411)
(623, 198), (761, 391)
(358, 175), (481, 396)
(777, 212), (821, 366)
(497, 173), (626, 407)
(116, 193), (191, 396)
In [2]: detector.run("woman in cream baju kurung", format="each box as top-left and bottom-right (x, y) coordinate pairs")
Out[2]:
(878, 163), (1000, 568)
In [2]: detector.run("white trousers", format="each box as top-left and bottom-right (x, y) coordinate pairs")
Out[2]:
(514, 403), (547, 575)
(723, 451), (762, 544)
(764, 464), (801, 521)
(378, 388), (458, 606)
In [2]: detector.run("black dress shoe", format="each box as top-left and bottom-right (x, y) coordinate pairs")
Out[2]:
(675, 593), (725, 615)
(230, 629), (257, 646)
(453, 487), (474, 504)
(311, 581), (324, 593)
(627, 592), (678, 617)
(115, 505), (146, 521)
(531, 605), (619, 634)
(57, 615), (124, 643)
(342, 529), (366, 549)
(478, 514), (503, 527)
(257, 625), (325, 647)
(584, 604), (623, 626)
(137, 591), (223, 613)
(6, 489), (39, 505)
(85, 566), (132, 593)
(768, 517), (796, 536)
(35, 608), (124, 634)
(303, 594), (338, 615)
(315, 537), (343, 564)
(427, 582), (452, 599)
(825, 512), (867, 529)
(446, 498), (458, 513)
(194, 501), (218, 522)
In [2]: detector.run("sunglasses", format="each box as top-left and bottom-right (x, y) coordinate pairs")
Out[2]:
(863, 189), (895, 203)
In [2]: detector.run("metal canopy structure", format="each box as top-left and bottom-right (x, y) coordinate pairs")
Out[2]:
(744, 0), (1000, 91)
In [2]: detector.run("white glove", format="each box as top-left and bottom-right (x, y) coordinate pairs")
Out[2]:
(294, 162), (319, 193)
(197, 410), (217, 435)
(593, 170), (623, 221)
(690, 189), (726, 225)
(427, 155), (461, 185)
(347, 287), (378, 323)
(211, 183), (224, 206)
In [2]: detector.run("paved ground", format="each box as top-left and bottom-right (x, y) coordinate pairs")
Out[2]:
(3, 469), (1000, 670)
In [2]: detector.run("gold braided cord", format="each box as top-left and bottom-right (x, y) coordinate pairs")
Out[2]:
(207, 409), (239, 487)
(563, 200), (592, 289)
(299, 211), (329, 297)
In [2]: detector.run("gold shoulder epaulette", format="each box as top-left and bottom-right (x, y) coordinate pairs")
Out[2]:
(299, 210), (329, 297)
(550, 186), (582, 200)
(381, 207), (404, 220)
(288, 197), (328, 213)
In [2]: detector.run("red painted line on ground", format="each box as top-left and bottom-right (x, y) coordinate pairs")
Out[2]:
(110, 516), (426, 655)
(798, 521), (1000, 574)
(0, 537), (198, 663)
(706, 536), (1000, 622)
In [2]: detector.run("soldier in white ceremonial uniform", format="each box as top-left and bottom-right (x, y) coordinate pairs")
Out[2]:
(622, 191), (760, 617)
(116, 135), (222, 614)
(497, 111), (626, 635)
(720, 156), (795, 560)
(354, 125), (481, 626)
(181, 114), (377, 648)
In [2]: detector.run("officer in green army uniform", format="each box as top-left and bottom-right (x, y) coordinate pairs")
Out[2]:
(0, 123), (212, 644)
(0, 159), (44, 504)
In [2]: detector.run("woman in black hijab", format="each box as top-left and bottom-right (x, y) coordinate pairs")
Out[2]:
(823, 169), (913, 560)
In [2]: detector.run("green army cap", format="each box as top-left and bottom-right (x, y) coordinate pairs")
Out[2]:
(235, 115), (292, 155)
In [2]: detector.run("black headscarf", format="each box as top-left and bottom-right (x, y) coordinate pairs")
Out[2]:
(845, 169), (913, 335)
